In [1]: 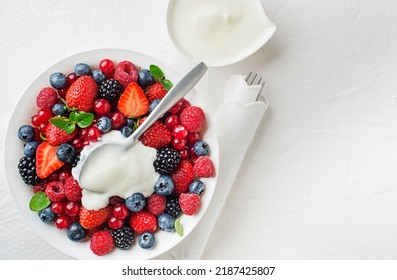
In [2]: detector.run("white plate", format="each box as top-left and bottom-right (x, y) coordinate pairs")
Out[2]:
(4, 48), (218, 259)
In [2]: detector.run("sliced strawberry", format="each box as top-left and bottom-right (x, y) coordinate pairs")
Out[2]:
(79, 205), (112, 229)
(117, 82), (149, 118)
(36, 142), (64, 179)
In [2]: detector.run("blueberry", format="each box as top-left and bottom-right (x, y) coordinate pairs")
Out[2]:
(52, 103), (66, 116)
(189, 180), (205, 195)
(125, 118), (135, 128)
(157, 213), (175, 232)
(125, 192), (146, 212)
(67, 222), (87, 242)
(18, 125), (35, 142)
(193, 140), (210, 156)
(23, 141), (39, 157)
(75, 63), (92, 76)
(120, 126), (133, 138)
(56, 143), (76, 164)
(138, 231), (155, 249)
(97, 116), (112, 132)
(149, 99), (161, 113)
(38, 207), (55, 224)
(49, 72), (67, 89)
(92, 69), (106, 84)
(138, 69), (155, 89)
(154, 175), (174, 196)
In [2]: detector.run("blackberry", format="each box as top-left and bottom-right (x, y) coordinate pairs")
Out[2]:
(153, 148), (181, 175)
(99, 79), (122, 103)
(71, 153), (80, 168)
(17, 156), (40, 185)
(112, 226), (135, 250)
(164, 195), (182, 218)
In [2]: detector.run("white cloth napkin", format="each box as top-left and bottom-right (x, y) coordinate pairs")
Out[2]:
(156, 75), (269, 259)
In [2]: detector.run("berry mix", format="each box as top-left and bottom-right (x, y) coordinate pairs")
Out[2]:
(17, 58), (215, 256)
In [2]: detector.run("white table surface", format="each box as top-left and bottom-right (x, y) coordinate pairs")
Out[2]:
(1, 0), (397, 260)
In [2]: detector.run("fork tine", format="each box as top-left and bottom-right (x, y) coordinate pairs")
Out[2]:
(256, 82), (265, 101)
(245, 72), (252, 82)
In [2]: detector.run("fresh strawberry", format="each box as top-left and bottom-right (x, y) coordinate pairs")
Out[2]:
(117, 82), (149, 118)
(145, 82), (167, 101)
(79, 205), (112, 229)
(46, 121), (77, 146)
(139, 121), (172, 149)
(172, 159), (194, 195)
(65, 76), (98, 112)
(36, 142), (64, 179)
(129, 210), (157, 234)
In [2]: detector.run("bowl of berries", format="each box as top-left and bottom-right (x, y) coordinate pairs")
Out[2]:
(5, 48), (218, 259)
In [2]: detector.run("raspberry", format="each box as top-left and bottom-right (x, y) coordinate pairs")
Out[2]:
(168, 98), (190, 115)
(193, 156), (215, 178)
(172, 160), (194, 195)
(90, 231), (114, 256)
(179, 193), (201, 216)
(114, 61), (139, 88)
(146, 193), (166, 215)
(180, 106), (205, 133)
(129, 210), (157, 234)
(36, 87), (58, 109)
(64, 176), (82, 201)
(45, 181), (65, 202)
(145, 83), (167, 101)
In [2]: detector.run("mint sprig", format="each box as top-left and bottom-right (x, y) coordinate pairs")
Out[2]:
(174, 217), (184, 236)
(149, 64), (173, 91)
(49, 111), (94, 134)
(29, 191), (51, 211)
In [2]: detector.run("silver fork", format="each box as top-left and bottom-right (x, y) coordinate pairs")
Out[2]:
(245, 72), (265, 101)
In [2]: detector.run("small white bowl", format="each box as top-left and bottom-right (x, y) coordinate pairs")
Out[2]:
(166, 0), (276, 67)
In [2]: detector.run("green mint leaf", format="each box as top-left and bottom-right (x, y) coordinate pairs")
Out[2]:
(69, 111), (78, 123)
(161, 79), (173, 91)
(49, 117), (69, 130)
(76, 112), (94, 128)
(29, 191), (51, 211)
(149, 64), (164, 79)
(65, 122), (76, 134)
(174, 217), (184, 236)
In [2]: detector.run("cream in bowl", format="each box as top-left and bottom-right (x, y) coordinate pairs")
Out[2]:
(166, 0), (276, 67)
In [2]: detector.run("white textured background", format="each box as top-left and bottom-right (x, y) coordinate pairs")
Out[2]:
(1, 0), (397, 259)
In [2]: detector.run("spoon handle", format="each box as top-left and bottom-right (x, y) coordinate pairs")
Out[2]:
(129, 62), (208, 146)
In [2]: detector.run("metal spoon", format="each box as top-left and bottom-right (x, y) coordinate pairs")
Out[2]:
(73, 62), (208, 182)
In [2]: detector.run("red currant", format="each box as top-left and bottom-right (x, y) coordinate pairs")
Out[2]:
(110, 111), (126, 129)
(113, 203), (129, 219)
(171, 137), (187, 151)
(58, 89), (67, 98)
(58, 170), (71, 181)
(99, 59), (115, 78)
(37, 108), (53, 123)
(173, 125), (188, 139)
(71, 138), (84, 151)
(180, 149), (189, 159)
(107, 216), (124, 230)
(67, 72), (78, 85)
(39, 122), (48, 133)
(165, 114), (180, 130)
(186, 132), (200, 145)
(94, 98), (111, 116)
(31, 115), (41, 127)
(51, 201), (65, 214)
(83, 139), (90, 146)
(55, 215), (71, 229)
(180, 98), (191, 109)
(79, 127), (89, 139)
(33, 128), (41, 142)
(49, 173), (59, 181)
(65, 201), (80, 217)
(88, 126), (102, 142)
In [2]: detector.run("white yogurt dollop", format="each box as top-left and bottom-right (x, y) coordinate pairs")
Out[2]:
(72, 131), (157, 210)
(168, 0), (272, 66)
